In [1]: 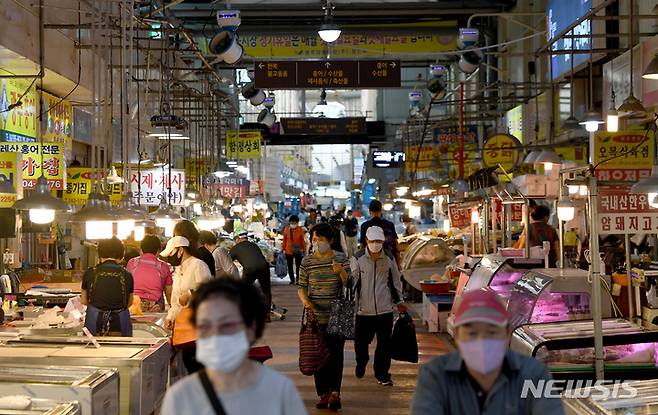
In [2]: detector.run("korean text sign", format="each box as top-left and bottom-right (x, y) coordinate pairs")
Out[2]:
(0, 142), (63, 190)
(448, 204), (471, 229)
(594, 131), (654, 182)
(0, 152), (21, 207)
(129, 168), (186, 206)
(40, 91), (73, 156)
(226, 131), (262, 159)
(64, 168), (123, 205)
(0, 78), (37, 138)
(598, 186), (658, 235)
(482, 133), (522, 172)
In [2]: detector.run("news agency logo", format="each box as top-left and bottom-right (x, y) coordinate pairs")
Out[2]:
(521, 380), (638, 400)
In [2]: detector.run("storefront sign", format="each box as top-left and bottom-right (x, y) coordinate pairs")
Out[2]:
(203, 176), (250, 199)
(593, 131), (653, 182)
(482, 133), (522, 172)
(404, 143), (435, 172)
(185, 157), (211, 187)
(280, 117), (366, 136)
(433, 126), (478, 147)
(506, 105), (523, 142)
(40, 91), (73, 157)
(0, 152), (21, 207)
(226, 131), (263, 159)
(598, 186), (658, 235)
(448, 204), (471, 229)
(64, 168), (123, 205)
(128, 168), (185, 206)
(240, 31), (456, 59)
(0, 78), (37, 139)
(254, 60), (401, 89)
(0, 142), (64, 190)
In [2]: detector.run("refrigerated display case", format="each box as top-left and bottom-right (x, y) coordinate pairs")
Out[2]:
(401, 236), (455, 291)
(562, 379), (658, 414)
(511, 319), (658, 380)
(0, 398), (80, 415)
(0, 365), (119, 415)
(507, 268), (614, 328)
(0, 336), (170, 415)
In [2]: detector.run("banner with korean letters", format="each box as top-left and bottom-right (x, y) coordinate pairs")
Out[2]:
(129, 168), (186, 206)
(598, 186), (658, 235)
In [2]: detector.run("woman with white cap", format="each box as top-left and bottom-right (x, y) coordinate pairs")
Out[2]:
(161, 235), (213, 374)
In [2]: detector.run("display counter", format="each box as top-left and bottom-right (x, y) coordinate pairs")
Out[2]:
(0, 365), (119, 415)
(563, 379), (658, 414)
(400, 236), (455, 291)
(0, 398), (80, 415)
(511, 319), (658, 380)
(0, 336), (170, 415)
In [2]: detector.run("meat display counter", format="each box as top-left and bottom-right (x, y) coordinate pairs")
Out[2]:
(0, 365), (119, 415)
(511, 319), (658, 380)
(507, 268), (614, 328)
(562, 379), (658, 414)
(0, 336), (170, 415)
(400, 236), (455, 291)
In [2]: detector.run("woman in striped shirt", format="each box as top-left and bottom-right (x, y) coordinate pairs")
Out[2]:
(297, 223), (350, 411)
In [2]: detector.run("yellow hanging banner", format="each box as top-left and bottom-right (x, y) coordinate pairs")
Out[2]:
(40, 91), (73, 158)
(226, 131), (263, 160)
(1, 77), (38, 139)
(482, 133), (522, 172)
(0, 152), (21, 207)
(0, 142), (64, 190)
(64, 167), (123, 205)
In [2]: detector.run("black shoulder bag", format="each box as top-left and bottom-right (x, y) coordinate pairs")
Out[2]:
(198, 369), (227, 415)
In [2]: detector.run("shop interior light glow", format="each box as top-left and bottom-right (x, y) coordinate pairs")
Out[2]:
(395, 186), (409, 197)
(568, 185), (579, 195)
(164, 222), (175, 237)
(29, 209), (55, 224)
(383, 203), (394, 211)
(579, 185), (589, 197)
(116, 219), (135, 240)
(606, 107), (619, 133)
(134, 225), (145, 242)
(557, 199), (576, 222)
(86, 220), (113, 240)
(471, 209), (479, 224)
(443, 219), (451, 232)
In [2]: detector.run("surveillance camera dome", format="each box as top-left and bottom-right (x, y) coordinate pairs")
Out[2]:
(257, 109), (277, 128)
(242, 82), (266, 106)
(458, 47), (484, 74)
(209, 30), (243, 64)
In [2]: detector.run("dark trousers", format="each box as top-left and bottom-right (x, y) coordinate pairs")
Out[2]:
(314, 325), (345, 396)
(244, 267), (272, 310)
(286, 253), (302, 283)
(355, 313), (394, 380)
(181, 345), (203, 374)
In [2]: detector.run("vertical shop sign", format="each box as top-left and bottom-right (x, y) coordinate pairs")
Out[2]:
(64, 168), (123, 205)
(598, 186), (658, 234)
(0, 152), (21, 207)
(185, 157), (211, 187)
(594, 131), (653, 182)
(0, 78), (37, 139)
(448, 204), (472, 229)
(482, 133), (522, 172)
(404, 143), (435, 172)
(505, 105), (523, 142)
(226, 131), (262, 159)
(40, 91), (73, 158)
(0, 142), (63, 190)
(128, 168), (186, 206)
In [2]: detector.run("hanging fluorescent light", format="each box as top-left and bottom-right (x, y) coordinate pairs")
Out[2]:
(606, 106), (619, 133)
(557, 193), (575, 221)
(147, 126), (183, 138)
(212, 160), (234, 178)
(13, 176), (67, 224)
(617, 93), (647, 116)
(561, 115), (583, 132)
(156, 135), (190, 140)
(534, 149), (562, 171)
(70, 193), (115, 239)
(579, 110), (605, 133)
(318, 1), (341, 43)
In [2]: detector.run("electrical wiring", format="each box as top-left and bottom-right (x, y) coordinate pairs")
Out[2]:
(0, 76), (38, 114)
(592, 113), (658, 171)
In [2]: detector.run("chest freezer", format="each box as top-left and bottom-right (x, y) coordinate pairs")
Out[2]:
(507, 268), (614, 329)
(401, 236), (455, 290)
(0, 336), (170, 415)
(0, 398), (80, 415)
(511, 319), (658, 380)
(562, 379), (658, 414)
(0, 365), (119, 415)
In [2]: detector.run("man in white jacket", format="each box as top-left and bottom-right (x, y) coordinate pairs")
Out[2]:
(350, 226), (407, 386)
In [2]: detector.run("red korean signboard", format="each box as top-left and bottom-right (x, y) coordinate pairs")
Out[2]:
(448, 204), (471, 229)
(597, 186), (658, 235)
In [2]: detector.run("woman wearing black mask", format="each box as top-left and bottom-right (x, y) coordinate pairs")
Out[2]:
(161, 236), (213, 374)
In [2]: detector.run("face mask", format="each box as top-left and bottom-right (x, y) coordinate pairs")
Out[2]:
(314, 241), (331, 254)
(165, 249), (182, 267)
(290, 224), (298, 229)
(196, 330), (250, 373)
(368, 242), (383, 253)
(457, 338), (507, 374)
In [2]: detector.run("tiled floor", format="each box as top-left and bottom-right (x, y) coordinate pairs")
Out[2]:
(261, 278), (453, 414)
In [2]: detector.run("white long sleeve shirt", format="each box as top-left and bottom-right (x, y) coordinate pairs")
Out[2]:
(166, 256), (213, 321)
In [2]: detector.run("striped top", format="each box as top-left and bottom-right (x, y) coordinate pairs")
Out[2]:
(298, 251), (350, 324)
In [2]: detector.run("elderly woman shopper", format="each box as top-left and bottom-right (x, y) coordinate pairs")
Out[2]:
(162, 236), (213, 374)
(162, 278), (307, 415)
(297, 223), (350, 411)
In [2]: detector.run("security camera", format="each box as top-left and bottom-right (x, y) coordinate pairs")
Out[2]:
(263, 95), (275, 109)
(430, 64), (446, 79)
(209, 30), (243, 64)
(217, 10), (241, 29)
(458, 47), (484, 74)
(427, 78), (446, 99)
(242, 82), (266, 106)
(257, 109), (277, 128)
(458, 27), (479, 50)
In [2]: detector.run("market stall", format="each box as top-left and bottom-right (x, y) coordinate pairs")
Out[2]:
(400, 235), (455, 291)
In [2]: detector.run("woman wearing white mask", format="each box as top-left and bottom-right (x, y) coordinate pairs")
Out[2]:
(162, 278), (307, 415)
(297, 223), (350, 411)
(351, 226), (407, 386)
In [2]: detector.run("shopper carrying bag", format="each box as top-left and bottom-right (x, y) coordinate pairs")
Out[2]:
(390, 312), (419, 363)
(299, 308), (330, 376)
(327, 278), (356, 340)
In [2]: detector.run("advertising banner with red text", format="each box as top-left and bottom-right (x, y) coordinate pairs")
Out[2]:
(598, 186), (658, 235)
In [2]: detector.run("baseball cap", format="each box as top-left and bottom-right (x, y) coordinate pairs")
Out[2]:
(160, 236), (190, 257)
(453, 288), (508, 328)
(366, 226), (385, 242)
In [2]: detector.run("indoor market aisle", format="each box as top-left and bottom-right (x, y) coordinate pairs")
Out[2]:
(262, 279), (453, 415)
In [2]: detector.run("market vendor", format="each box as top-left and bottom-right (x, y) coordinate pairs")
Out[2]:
(81, 237), (134, 337)
(515, 205), (559, 267)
